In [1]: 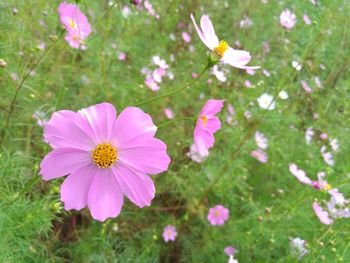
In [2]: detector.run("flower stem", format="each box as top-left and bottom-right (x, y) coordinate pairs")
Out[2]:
(0, 29), (65, 147)
(10, 175), (41, 204)
(157, 117), (195, 129)
(135, 63), (211, 107)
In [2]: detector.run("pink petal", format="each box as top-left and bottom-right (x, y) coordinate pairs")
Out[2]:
(289, 163), (312, 185)
(190, 14), (212, 50)
(44, 110), (95, 150)
(60, 164), (97, 210)
(118, 138), (171, 175)
(88, 168), (124, 221)
(200, 99), (225, 116)
(111, 107), (157, 148)
(194, 129), (214, 157)
(200, 15), (219, 49)
(313, 202), (333, 225)
(222, 48), (260, 69)
(40, 148), (91, 181)
(112, 163), (155, 208)
(206, 116), (221, 133)
(78, 102), (117, 144)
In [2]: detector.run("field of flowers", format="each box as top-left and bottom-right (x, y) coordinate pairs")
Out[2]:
(1, 0), (350, 262)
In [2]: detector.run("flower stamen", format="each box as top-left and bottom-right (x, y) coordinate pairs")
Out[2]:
(214, 40), (229, 57)
(92, 143), (118, 168)
(201, 115), (208, 127)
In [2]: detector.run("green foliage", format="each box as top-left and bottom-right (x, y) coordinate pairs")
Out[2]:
(0, 0), (350, 262)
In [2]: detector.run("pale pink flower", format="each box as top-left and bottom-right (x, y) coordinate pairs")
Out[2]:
(58, 2), (91, 49)
(207, 205), (229, 226)
(191, 14), (259, 69)
(182, 32), (191, 43)
(320, 133), (328, 140)
(152, 56), (169, 69)
(224, 246), (237, 256)
(330, 138), (339, 152)
(244, 80), (252, 88)
(289, 163), (312, 185)
(246, 68), (256, 75)
(164, 108), (174, 119)
(188, 144), (207, 163)
(32, 110), (48, 127)
(303, 14), (312, 25)
(321, 146), (334, 166)
(305, 127), (314, 144)
(262, 69), (271, 77)
(280, 9), (297, 29)
(255, 131), (268, 149)
(144, 0), (159, 19)
(194, 99), (225, 157)
(290, 237), (309, 260)
(153, 68), (166, 83)
(239, 16), (253, 28)
(162, 225), (177, 242)
(145, 76), (160, 91)
(192, 72), (198, 78)
(40, 103), (171, 221)
(301, 80), (313, 93)
(313, 202), (333, 225)
(251, 149), (268, 163)
(118, 52), (126, 61)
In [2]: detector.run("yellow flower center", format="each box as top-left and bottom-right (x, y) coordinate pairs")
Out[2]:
(92, 143), (118, 168)
(72, 35), (79, 41)
(325, 184), (332, 190)
(69, 19), (76, 29)
(214, 40), (229, 57)
(214, 210), (220, 217)
(201, 115), (208, 127)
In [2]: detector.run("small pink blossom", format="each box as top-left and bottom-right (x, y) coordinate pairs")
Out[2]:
(289, 163), (312, 185)
(320, 133), (328, 140)
(118, 52), (126, 61)
(305, 127), (314, 144)
(280, 9), (297, 29)
(224, 246), (236, 256)
(58, 2), (91, 49)
(255, 131), (268, 149)
(244, 80), (252, 88)
(153, 68), (166, 83)
(246, 68), (256, 75)
(330, 138), (339, 152)
(251, 149), (268, 163)
(194, 99), (225, 157)
(144, 0), (159, 19)
(164, 108), (174, 119)
(321, 146), (334, 166)
(192, 72), (198, 78)
(191, 14), (259, 69)
(145, 76), (160, 91)
(211, 65), (227, 82)
(313, 202), (333, 225)
(301, 80), (313, 93)
(162, 225), (177, 242)
(303, 14), (312, 25)
(188, 144), (207, 163)
(207, 205), (229, 226)
(182, 32), (191, 43)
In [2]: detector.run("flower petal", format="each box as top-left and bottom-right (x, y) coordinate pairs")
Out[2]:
(111, 107), (157, 148)
(60, 164), (97, 210)
(313, 202), (333, 225)
(222, 48), (260, 69)
(112, 163), (155, 208)
(77, 102), (117, 144)
(190, 14), (213, 50)
(207, 116), (221, 133)
(200, 99), (225, 116)
(200, 15), (220, 49)
(118, 138), (171, 175)
(88, 168), (124, 221)
(44, 110), (95, 150)
(40, 148), (91, 181)
(194, 129), (214, 157)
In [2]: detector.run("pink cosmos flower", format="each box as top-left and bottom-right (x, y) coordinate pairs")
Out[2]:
(40, 102), (171, 221)
(224, 246), (237, 256)
(194, 99), (225, 157)
(162, 225), (177, 242)
(58, 2), (91, 49)
(305, 127), (314, 144)
(207, 205), (229, 226)
(321, 146), (334, 166)
(255, 131), (268, 150)
(164, 108), (174, 119)
(303, 14), (312, 25)
(251, 149), (268, 163)
(312, 202), (333, 225)
(145, 76), (160, 91)
(182, 32), (191, 43)
(190, 14), (259, 69)
(279, 9), (297, 29)
(118, 52), (126, 61)
(301, 80), (314, 93)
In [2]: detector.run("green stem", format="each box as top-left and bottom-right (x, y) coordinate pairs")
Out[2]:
(135, 63), (211, 107)
(0, 29), (65, 147)
(157, 117), (195, 129)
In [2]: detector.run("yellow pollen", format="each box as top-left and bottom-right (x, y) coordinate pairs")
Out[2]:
(201, 115), (208, 127)
(69, 19), (76, 28)
(72, 35), (79, 41)
(325, 184), (332, 190)
(92, 143), (118, 168)
(214, 40), (229, 57)
(214, 211), (220, 217)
